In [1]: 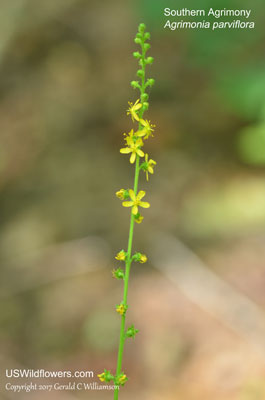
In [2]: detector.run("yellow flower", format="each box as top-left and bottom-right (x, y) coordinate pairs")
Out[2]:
(122, 189), (150, 215)
(115, 250), (126, 261)
(116, 374), (128, 386)
(140, 254), (147, 263)
(120, 138), (144, 164)
(127, 99), (142, 122)
(116, 189), (126, 200)
(123, 129), (135, 145)
(138, 119), (155, 139)
(97, 370), (114, 383)
(143, 153), (157, 181)
(97, 373), (105, 382)
(133, 252), (148, 263)
(134, 213), (144, 224)
(116, 303), (127, 316)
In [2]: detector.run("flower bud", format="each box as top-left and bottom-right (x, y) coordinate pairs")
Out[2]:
(134, 38), (141, 44)
(126, 324), (139, 338)
(133, 51), (141, 58)
(141, 93), (149, 101)
(146, 78), (155, 87)
(144, 43), (150, 51)
(112, 268), (125, 280)
(144, 32), (151, 40)
(142, 102), (149, 111)
(146, 57), (154, 64)
(137, 69), (144, 77)
(138, 23), (146, 33)
(130, 80), (140, 90)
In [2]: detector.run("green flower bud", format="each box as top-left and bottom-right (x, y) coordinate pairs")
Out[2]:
(133, 51), (141, 58)
(112, 268), (125, 280)
(146, 78), (155, 87)
(126, 325), (139, 339)
(142, 102), (149, 111)
(130, 80), (140, 90)
(144, 43), (150, 51)
(144, 32), (151, 40)
(141, 93), (149, 101)
(146, 57), (154, 64)
(135, 32), (142, 39)
(138, 23), (146, 33)
(137, 69), (144, 77)
(104, 370), (114, 382)
(132, 252), (141, 262)
(134, 38), (141, 44)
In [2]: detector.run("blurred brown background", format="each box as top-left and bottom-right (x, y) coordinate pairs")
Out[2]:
(1, 0), (265, 399)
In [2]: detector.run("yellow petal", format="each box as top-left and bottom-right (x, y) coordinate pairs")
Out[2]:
(137, 129), (146, 137)
(135, 138), (143, 146)
(120, 148), (131, 154)
(139, 201), (150, 208)
(137, 149), (144, 157)
(129, 189), (136, 201)
(122, 201), (133, 207)
(137, 190), (146, 200)
(133, 113), (140, 121)
(134, 103), (142, 111)
(148, 166), (154, 174)
(130, 152), (136, 163)
(132, 205), (138, 215)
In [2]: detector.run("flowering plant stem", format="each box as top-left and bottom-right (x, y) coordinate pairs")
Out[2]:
(97, 23), (156, 399)
(114, 28), (149, 400)
(114, 148), (140, 400)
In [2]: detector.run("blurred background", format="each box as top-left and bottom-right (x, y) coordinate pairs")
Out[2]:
(1, 0), (265, 399)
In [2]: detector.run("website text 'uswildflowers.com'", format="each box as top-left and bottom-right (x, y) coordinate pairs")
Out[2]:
(6, 368), (93, 379)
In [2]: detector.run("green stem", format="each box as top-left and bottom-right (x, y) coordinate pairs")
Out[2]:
(114, 155), (140, 400)
(114, 33), (147, 400)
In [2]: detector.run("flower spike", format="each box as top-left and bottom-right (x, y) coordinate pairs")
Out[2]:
(100, 23), (156, 398)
